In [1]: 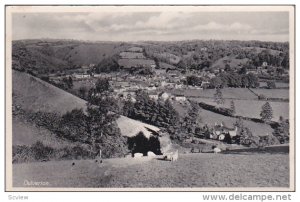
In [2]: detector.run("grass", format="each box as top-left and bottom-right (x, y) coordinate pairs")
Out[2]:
(118, 59), (155, 68)
(12, 70), (162, 147)
(12, 117), (71, 148)
(13, 70), (87, 115)
(13, 151), (289, 188)
(259, 82), (289, 88)
(211, 56), (249, 69)
(180, 88), (258, 100)
(191, 98), (289, 121)
(172, 101), (274, 136)
(199, 108), (274, 136)
(119, 52), (145, 59)
(250, 89), (289, 99)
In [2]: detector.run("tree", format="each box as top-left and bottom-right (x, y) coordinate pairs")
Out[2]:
(246, 73), (259, 88)
(210, 77), (223, 88)
(273, 116), (289, 143)
(214, 88), (224, 105)
(95, 57), (120, 73)
(267, 81), (276, 89)
(62, 76), (73, 89)
(78, 86), (87, 99)
(184, 101), (201, 135)
(230, 100), (236, 115)
(60, 105), (127, 158)
(187, 75), (202, 86)
(95, 78), (111, 94)
(154, 57), (160, 69)
(260, 102), (273, 122)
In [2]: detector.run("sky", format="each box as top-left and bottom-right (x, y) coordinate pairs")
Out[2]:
(12, 11), (289, 42)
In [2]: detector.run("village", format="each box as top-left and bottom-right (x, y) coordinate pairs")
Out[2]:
(9, 6), (292, 190)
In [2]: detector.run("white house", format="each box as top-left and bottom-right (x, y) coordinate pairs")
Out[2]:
(175, 96), (187, 102)
(262, 61), (268, 67)
(149, 94), (159, 100)
(159, 92), (170, 101)
(73, 74), (90, 79)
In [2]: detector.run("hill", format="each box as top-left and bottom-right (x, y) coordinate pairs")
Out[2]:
(13, 70), (87, 115)
(12, 40), (129, 73)
(12, 70), (162, 147)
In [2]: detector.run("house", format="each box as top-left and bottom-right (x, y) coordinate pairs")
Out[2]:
(159, 92), (170, 101)
(150, 64), (156, 69)
(262, 61), (268, 67)
(167, 69), (180, 77)
(175, 84), (183, 89)
(149, 94), (159, 100)
(174, 95), (187, 102)
(200, 47), (208, 51)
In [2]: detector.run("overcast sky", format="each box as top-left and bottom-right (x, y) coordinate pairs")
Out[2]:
(12, 11), (289, 42)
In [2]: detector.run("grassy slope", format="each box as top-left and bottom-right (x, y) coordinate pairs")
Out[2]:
(211, 56), (249, 69)
(13, 151), (289, 188)
(12, 70), (161, 146)
(66, 43), (127, 65)
(13, 70), (87, 115)
(172, 101), (273, 136)
(191, 98), (289, 121)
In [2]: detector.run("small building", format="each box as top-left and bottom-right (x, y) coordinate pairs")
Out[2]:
(200, 47), (208, 52)
(262, 61), (268, 67)
(73, 74), (90, 79)
(159, 92), (170, 101)
(174, 95), (187, 102)
(149, 94), (159, 100)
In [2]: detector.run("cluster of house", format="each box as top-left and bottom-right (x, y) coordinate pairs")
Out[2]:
(210, 122), (238, 141)
(246, 62), (289, 77)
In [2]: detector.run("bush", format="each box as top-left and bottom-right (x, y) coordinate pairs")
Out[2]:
(31, 141), (54, 161)
(258, 94), (267, 100)
(198, 102), (233, 117)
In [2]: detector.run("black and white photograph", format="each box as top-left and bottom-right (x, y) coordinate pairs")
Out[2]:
(5, 5), (295, 191)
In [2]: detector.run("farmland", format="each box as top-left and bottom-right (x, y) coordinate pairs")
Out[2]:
(119, 52), (146, 59)
(118, 58), (155, 68)
(191, 97), (289, 121)
(13, 150), (289, 188)
(250, 89), (289, 99)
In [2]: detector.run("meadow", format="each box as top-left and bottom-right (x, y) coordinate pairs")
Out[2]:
(191, 97), (289, 121)
(13, 150), (289, 188)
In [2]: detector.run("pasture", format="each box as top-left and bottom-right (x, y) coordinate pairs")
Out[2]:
(13, 70), (87, 115)
(119, 52), (145, 59)
(211, 55), (249, 69)
(250, 89), (289, 99)
(191, 97), (289, 121)
(181, 88), (258, 100)
(13, 151), (289, 188)
(118, 59), (155, 68)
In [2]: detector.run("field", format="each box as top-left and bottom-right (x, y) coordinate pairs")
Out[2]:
(13, 70), (87, 115)
(259, 82), (289, 88)
(172, 102), (273, 136)
(250, 89), (289, 99)
(211, 56), (249, 69)
(118, 59), (155, 68)
(200, 108), (274, 136)
(13, 149), (289, 188)
(119, 52), (145, 59)
(177, 88), (258, 100)
(153, 52), (181, 64)
(191, 98), (289, 121)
